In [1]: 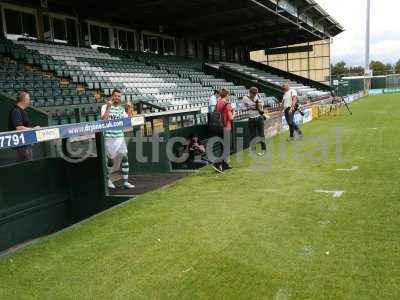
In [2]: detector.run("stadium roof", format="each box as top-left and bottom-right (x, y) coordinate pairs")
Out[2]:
(50, 0), (344, 49)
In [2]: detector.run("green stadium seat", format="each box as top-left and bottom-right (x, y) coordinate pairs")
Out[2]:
(63, 96), (72, 106)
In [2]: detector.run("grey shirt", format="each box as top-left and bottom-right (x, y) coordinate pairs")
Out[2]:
(242, 95), (264, 118)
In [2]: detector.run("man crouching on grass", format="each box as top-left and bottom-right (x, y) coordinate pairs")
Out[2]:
(101, 89), (135, 190)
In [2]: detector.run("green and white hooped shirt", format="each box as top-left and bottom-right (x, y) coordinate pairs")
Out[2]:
(101, 104), (128, 139)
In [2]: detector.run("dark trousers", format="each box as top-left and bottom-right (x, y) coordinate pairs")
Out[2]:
(284, 108), (301, 138)
(249, 116), (266, 151)
(187, 159), (208, 170)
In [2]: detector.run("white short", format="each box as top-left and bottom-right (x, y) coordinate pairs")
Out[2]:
(105, 138), (128, 159)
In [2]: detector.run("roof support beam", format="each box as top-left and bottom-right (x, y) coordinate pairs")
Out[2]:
(246, 34), (319, 51)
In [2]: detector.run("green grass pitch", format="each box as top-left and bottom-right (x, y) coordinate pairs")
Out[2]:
(1, 94), (400, 299)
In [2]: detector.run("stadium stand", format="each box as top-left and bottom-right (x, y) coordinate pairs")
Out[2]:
(98, 48), (275, 110)
(221, 62), (331, 102)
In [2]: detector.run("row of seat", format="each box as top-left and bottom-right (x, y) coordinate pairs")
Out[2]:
(14, 40), (116, 61)
(2, 89), (97, 107)
(0, 85), (90, 96)
(46, 105), (103, 126)
(0, 37), (104, 114)
(221, 62), (331, 100)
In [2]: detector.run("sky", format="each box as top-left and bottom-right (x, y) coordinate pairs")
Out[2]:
(317, 0), (400, 66)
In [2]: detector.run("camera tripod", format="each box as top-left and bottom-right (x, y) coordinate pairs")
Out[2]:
(338, 96), (353, 115)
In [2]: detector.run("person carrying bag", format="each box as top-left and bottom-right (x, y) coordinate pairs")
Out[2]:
(242, 87), (267, 155)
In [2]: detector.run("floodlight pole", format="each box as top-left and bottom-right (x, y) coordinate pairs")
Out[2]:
(364, 0), (371, 93)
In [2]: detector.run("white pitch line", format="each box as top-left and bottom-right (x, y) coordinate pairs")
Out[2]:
(367, 128), (378, 130)
(315, 190), (345, 198)
(336, 166), (359, 172)
(182, 268), (192, 273)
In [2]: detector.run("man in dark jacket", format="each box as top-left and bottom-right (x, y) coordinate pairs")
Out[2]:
(8, 91), (37, 161)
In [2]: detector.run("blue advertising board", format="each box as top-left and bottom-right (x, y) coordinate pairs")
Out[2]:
(0, 116), (145, 150)
(0, 131), (37, 149)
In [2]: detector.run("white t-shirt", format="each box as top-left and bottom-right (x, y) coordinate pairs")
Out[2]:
(209, 95), (217, 107)
(283, 89), (298, 109)
(208, 95), (218, 112)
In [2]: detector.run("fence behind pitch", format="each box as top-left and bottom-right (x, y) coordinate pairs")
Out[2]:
(387, 74), (400, 89)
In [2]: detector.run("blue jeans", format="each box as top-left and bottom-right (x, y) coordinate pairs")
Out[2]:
(284, 108), (301, 138)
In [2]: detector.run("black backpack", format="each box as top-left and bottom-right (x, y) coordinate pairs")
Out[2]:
(207, 103), (228, 135)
